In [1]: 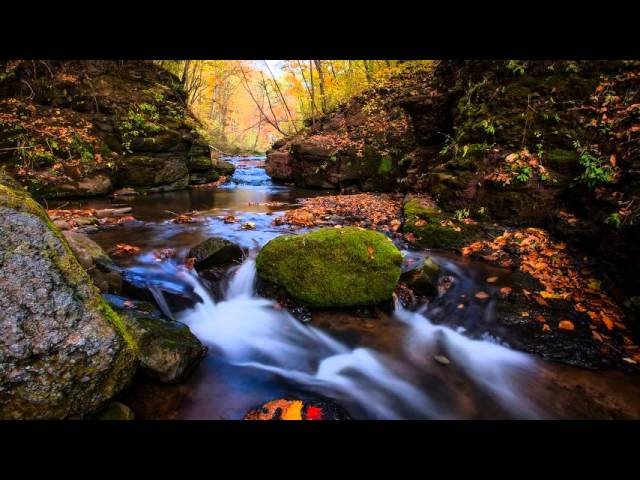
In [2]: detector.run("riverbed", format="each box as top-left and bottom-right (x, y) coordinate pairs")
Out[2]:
(50, 157), (640, 419)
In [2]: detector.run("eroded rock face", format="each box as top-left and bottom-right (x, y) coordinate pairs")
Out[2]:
(0, 175), (137, 419)
(0, 60), (223, 198)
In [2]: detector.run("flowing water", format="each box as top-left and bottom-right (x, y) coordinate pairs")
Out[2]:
(52, 156), (640, 419)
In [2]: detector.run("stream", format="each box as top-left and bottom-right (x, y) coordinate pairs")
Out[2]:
(51, 157), (640, 419)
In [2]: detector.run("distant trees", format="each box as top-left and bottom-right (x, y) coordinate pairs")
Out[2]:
(153, 59), (406, 152)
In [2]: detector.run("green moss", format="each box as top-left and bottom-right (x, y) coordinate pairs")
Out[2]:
(378, 155), (393, 174)
(403, 198), (480, 249)
(256, 227), (402, 307)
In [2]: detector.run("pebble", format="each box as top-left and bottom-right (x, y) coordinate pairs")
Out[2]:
(433, 354), (451, 365)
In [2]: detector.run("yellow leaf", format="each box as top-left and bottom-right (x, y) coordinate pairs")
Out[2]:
(281, 400), (304, 420)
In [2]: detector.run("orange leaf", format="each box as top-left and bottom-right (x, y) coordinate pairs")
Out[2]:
(499, 287), (512, 296)
(559, 320), (575, 331)
(474, 291), (490, 300)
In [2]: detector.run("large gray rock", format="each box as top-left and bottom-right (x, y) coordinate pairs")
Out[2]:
(0, 174), (137, 419)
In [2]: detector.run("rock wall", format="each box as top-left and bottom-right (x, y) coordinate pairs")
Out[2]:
(0, 173), (137, 419)
(0, 60), (231, 198)
(265, 60), (640, 305)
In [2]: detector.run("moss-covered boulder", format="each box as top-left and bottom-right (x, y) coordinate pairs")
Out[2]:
(116, 300), (206, 383)
(188, 237), (244, 270)
(0, 173), (137, 419)
(403, 197), (467, 249)
(212, 159), (236, 176)
(256, 227), (403, 307)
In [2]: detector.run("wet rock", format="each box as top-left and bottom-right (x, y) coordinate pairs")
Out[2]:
(244, 398), (351, 420)
(113, 187), (138, 197)
(115, 299), (206, 383)
(264, 149), (294, 180)
(95, 207), (132, 218)
(0, 173), (137, 419)
(400, 256), (440, 296)
(74, 216), (100, 226)
(38, 172), (114, 198)
(188, 237), (244, 271)
(62, 231), (122, 293)
(189, 169), (219, 185)
(119, 266), (204, 319)
(187, 155), (213, 172)
(212, 159), (236, 176)
(256, 227), (402, 307)
(53, 219), (72, 231)
(97, 401), (135, 420)
(129, 130), (186, 154)
(117, 155), (189, 191)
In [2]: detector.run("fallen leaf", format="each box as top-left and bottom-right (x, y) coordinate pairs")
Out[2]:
(559, 320), (575, 331)
(499, 287), (512, 296)
(486, 276), (499, 283)
(474, 291), (490, 300)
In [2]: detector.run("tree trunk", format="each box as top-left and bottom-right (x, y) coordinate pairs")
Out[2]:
(309, 60), (315, 130)
(314, 60), (328, 114)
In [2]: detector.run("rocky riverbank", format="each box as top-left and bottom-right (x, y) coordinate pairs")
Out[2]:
(0, 60), (234, 198)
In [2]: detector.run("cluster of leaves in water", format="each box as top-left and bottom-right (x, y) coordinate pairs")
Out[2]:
(118, 102), (164, 153)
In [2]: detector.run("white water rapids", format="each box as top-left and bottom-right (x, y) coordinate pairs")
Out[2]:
(177, 257), (544, 419)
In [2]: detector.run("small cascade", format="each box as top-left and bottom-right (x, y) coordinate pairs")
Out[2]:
(177, 258), (544, 419)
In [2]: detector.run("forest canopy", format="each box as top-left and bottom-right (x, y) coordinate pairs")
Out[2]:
(155, 60), (416, 154)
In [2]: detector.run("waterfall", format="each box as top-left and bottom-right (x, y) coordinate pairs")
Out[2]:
(177, 258), (544, 419)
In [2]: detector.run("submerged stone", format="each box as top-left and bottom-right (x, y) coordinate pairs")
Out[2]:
(256, 226), (402, 308)
(188, 237), (244, 270)
(400, 255), (441, 296)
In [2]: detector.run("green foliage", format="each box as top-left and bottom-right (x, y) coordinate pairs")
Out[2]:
(454, 208), (470, 221)
(605, 212), (622, 228)
(480, 119), (495, 135)
(574, 150), (616, 189)
(118, 103), (164, 153)
(506, 60), (527, 75)
(378, 155), (392, 174)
